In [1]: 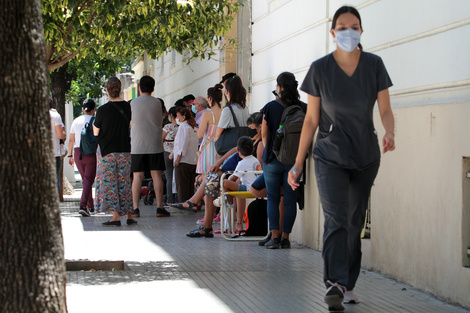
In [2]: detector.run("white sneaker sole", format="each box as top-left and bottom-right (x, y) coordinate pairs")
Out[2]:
(79, 210), (90, 217)
(324, 286), (345, 311)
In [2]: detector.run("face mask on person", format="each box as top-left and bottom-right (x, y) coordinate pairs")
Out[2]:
(175, 118), (183, 125)
(191, 105), (197, 114)
(335, 29), (361, 52)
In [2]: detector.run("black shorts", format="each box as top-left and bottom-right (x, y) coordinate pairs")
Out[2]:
(131, 153), (166, 173)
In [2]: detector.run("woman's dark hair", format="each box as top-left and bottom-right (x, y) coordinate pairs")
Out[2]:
(331, 6), (363, 51)
(246, 112), (263, 127)
(207, 83), (223, 108)
(174, 98), (185, 107)
(82, 99), (96, 112)
(225, 75), (246, 108)
(158, 98), (166, 114)
(176, 106), (197, 128)
(168, 106), (177, 119)
(106, 77), (121, 98)
(277, 72), (301, 106)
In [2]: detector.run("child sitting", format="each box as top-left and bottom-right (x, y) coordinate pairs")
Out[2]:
(222, 136), (262, 232)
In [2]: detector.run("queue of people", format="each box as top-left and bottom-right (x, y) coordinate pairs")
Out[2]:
(59, 5), (395, 311)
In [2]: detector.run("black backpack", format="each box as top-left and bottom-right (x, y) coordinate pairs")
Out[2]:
(79, 116), (97, 160)
(272, 99), (305, 165)
(244, 198), (268, 236)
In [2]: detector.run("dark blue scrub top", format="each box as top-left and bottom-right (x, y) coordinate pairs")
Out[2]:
(300, 52), (393, 169)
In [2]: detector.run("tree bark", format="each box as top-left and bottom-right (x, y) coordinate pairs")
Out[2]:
(50, 62), (75, 122)
(0, 0), (67, 312)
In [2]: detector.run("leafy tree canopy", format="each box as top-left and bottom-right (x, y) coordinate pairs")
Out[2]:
(42, 0), (241, 72)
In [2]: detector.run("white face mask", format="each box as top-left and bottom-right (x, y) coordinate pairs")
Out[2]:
(335, 29), (361, 52)
(175, 118), (182, 126)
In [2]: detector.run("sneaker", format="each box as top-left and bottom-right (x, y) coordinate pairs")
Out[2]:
(126, 219), (138, 226)
(265, 237), (281, 249)
(102, 220), (121, 227)
(258, 232), (272, 246)
(79, 206), (90, 217)
(89, 207), (95, 214)
(280, 238), (291, 249)
(156, 207), (170, 217)
(324, 281), (346, 312)
(343, 290), (359, 304)
(197, 217), (205, 224)
(131, 208), (140, 218)
(212, 212), (221, 223)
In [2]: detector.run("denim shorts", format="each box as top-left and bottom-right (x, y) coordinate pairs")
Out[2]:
(250, 173), (265, 191)
(238, 184), (248, 192)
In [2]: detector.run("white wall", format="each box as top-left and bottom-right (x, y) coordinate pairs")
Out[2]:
(252, 0), (470, 308)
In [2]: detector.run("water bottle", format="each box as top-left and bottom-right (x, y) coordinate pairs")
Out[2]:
(273, 125), (284, 152)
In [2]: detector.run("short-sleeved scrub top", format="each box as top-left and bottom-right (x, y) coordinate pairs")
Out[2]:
(300, 52), (393, 170)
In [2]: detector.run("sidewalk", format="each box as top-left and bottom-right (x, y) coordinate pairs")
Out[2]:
(62, 190), (469, 313)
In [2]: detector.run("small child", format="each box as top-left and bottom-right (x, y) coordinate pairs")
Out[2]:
(223, 136), (262, 232)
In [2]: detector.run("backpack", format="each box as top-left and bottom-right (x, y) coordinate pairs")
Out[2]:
(243, 198), (268, 236)
(79, 116), (97, 159)
(272, 99), (305, 165)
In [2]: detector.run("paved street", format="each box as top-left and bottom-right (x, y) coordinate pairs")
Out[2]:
(62, 188), (469, 313)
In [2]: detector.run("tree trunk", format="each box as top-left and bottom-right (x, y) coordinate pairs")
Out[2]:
(50, 62), (75, 123)
(0, 1), (67, 312)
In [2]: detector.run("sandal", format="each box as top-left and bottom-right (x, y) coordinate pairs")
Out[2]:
(170, 200), (199, 213)
(187, 225), (213, 238)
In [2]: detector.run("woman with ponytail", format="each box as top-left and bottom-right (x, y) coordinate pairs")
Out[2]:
(261, 72), (306, 249)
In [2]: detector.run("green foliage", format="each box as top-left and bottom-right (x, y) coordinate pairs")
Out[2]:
(66, 55), (131, 118)
(42, 0), (242, 72)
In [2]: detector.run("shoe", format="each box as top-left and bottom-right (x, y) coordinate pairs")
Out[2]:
(258, 232), (272, 246)
(187, 225), (213, 238)
(197, 217), (205, 224)
(170, 200), (199, 213)
(131, 208), (140, 218)
(156, 207), (170, 217)
(212, 212), (221, 223)
(280, 238), (291, 249)
(102, 220), (121, 227)
(324, 281), (346, 311)
(265, 237), (281, 249)
(79, 207), (90, 217)
(343, 290), (359, 304)
(126, 219), (138, 225)
(89, 207), (95, 214)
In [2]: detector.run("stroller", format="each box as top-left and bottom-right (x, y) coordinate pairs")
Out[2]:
(140, 170), (167, 205)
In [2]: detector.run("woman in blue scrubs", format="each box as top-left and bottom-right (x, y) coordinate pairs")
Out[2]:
(288, 6), (395, 312)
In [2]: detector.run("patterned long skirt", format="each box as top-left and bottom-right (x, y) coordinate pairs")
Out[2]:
(94, 147), (132, 215)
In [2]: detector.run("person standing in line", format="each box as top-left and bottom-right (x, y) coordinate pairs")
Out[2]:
(130, 75), (170, 218)
(288, 6), (395, 311)
(93, 77), (136, 226)
(170, 107), (198, 203)
(49, 105), (66, 193)
(262, 72), (306, 249)
(192, 96), (209, 127)
(162, 106), (178, 204)
(68, 99), (97, 217)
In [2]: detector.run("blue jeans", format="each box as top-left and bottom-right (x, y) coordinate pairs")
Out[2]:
(55, 156), (62, 194)
(263, 158), (298, 233)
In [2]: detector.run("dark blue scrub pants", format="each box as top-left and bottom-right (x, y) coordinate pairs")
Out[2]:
(315, 158), (380, 291)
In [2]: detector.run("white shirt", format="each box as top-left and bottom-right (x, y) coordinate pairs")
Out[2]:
(233, 155), (262, 188)
(70, 115), (94, 148)
(49, 109), (64, 157)
(173, 121), (199, 165)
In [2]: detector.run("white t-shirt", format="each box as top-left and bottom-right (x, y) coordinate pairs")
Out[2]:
(218, 104), (250, 129)
(233, 155), (262, 189)
(49, 109), (64, 157)
(69, 115), (94, 148)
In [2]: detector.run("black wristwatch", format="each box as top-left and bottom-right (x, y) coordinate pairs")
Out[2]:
(68, 155), (73, 158)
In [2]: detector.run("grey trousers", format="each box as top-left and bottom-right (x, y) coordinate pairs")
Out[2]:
(315, 158), (380, 291)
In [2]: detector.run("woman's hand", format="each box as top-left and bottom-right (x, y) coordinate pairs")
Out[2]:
(169, 152), (173, 160)
(382, 131), (395, 154)
(68, 156), (74, 166)
(288, 162), (304, 190)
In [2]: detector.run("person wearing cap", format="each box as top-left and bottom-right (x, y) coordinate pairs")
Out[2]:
(220, 72), (236, 86)
(68, 99), (97, 217)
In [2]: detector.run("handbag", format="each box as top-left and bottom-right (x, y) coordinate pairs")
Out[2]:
(215, 105), (252, 156)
